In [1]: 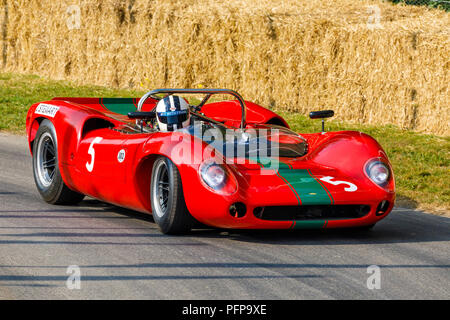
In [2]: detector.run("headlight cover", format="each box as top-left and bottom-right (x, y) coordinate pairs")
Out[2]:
(199, 161), (237, 195)
(365, 159), (390, 187)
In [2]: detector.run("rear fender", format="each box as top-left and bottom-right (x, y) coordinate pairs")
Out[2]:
(26, 101), (120, 193)
(201, 100), (289, 128)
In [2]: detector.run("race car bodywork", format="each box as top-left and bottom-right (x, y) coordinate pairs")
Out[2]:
(26, 89), (395, 234)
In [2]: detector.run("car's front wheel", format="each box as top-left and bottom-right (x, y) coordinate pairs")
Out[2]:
(150, 156), (194, 234)
(32, 119), (85, 205)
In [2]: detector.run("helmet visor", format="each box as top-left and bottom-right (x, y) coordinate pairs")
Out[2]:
(158, 110), (189, 125)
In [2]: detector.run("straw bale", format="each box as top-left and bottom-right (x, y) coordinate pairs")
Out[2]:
(0, 0), (448, 134)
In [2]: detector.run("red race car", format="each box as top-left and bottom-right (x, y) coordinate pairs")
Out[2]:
(26, 88), (395, 234)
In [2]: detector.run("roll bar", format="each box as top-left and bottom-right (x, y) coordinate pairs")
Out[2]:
(137, 88), (247, 129)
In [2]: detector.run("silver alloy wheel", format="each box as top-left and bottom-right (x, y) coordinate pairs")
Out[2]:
(36, 132), (56, 187)
(152, 160), (170, 218)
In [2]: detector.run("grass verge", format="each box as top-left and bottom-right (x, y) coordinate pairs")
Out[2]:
(0, 73), (145, 133)
(0, 73), (448, 213)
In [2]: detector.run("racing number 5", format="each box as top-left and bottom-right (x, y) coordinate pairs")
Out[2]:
(319, 176), (358, 192)
(86, 137), (103, 172)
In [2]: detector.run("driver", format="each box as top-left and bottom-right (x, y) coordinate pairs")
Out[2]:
(155, 95), (191, 132)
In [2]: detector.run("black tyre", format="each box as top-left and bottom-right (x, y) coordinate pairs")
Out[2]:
(32, 119), (85, 205)
(150, 156), (194, 234)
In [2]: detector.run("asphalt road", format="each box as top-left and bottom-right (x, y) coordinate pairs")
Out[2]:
(0, 132), (449, 300)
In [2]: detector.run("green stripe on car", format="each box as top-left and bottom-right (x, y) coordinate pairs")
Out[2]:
(279, 168), (332, 205)
(255, 158), (332, 205)
(100, 98), (137, 115)
(291, 220), (328, 229)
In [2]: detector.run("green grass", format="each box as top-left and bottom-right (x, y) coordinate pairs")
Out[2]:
(0, 73), (145, 133)
(0, 73), (448, 212)
(387, 0), (450, 11)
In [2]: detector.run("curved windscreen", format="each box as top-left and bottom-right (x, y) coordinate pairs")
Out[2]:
(181, 122), (308, 159)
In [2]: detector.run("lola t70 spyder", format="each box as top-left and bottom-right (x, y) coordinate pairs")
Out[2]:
(26, 88), (395, 234)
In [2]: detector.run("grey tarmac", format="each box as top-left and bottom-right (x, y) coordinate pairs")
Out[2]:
(0, 132), (449, 299)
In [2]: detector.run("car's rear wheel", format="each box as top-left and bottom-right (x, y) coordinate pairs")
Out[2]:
(32, 119), (85, 205)
(151, 156), (194, 234)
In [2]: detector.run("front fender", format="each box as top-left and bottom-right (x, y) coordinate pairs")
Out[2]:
(304, 131), (395, 194)
(134, 132), (243, 223)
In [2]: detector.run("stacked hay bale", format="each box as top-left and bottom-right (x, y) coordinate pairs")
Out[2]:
(1, 0), (448, 134)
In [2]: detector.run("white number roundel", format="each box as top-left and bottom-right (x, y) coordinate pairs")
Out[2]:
(117, 149), (126, 163)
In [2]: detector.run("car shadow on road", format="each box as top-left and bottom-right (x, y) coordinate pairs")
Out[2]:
(192, 213), (450, 246)
(4, 198), (448, 246)
(70, 199), (450, 246)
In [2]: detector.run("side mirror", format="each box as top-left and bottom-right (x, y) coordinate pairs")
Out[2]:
(309, 110), (334, 133)
(127, 111), (156, 120)
(309, 110), (334, 119)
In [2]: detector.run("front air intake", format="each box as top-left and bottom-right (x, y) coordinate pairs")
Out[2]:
(253, 205), (371, 221)
(230, 202), (247, 218)
(376, 201), (390, 216)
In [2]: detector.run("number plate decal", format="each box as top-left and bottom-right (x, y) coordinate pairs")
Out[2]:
(35, 104), (60, 118)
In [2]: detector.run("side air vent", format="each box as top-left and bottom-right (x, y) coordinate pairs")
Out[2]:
(81, 118), (114, 139)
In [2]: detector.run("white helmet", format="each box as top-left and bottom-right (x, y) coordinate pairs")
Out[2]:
(156, 95), (190, 132)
